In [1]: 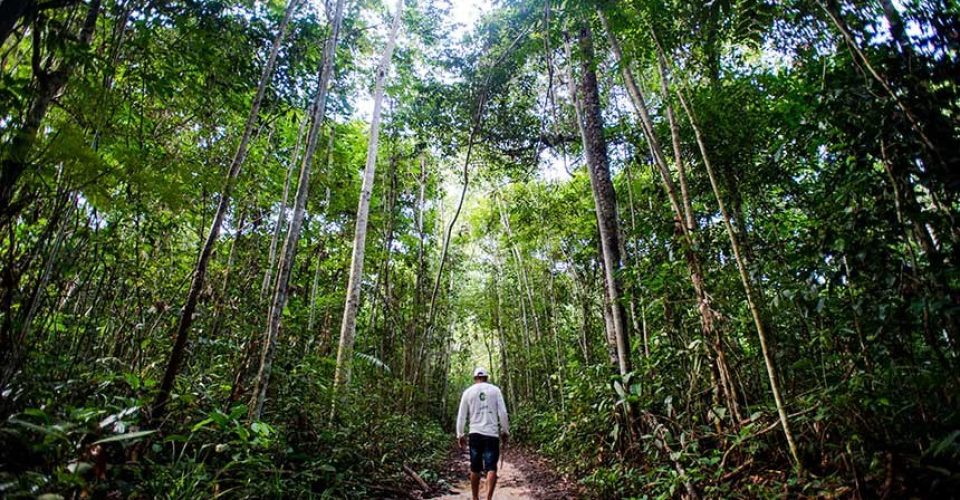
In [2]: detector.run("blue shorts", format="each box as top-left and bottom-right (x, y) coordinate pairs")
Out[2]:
(468, 433), (500, 473)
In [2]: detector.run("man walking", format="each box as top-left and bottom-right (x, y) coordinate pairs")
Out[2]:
(456, 367), (510, 500)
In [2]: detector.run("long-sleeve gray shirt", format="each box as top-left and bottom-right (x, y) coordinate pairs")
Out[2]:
(456, 382), (509, 438)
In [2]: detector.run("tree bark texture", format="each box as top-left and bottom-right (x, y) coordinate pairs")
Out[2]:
(573, 24), (631, 378)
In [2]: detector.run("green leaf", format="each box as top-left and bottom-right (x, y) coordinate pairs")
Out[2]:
(355, 351), (391, 372)
(613, 381), (626, 398)
(192, 418), (215, 433)
(928, 430), (960, 458)
(92, 429), (157, 445)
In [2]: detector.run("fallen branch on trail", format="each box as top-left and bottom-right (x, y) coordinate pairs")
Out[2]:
(403, 464), (430, 491)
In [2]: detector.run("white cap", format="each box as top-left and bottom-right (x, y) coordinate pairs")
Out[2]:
(473, 367), (489, 378)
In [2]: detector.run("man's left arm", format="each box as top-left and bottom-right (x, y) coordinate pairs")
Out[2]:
(456, 391), (469, 448)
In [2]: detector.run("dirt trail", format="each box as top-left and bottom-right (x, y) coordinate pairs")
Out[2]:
(432, 447), (578, 500)
(437, 455), (532, 499)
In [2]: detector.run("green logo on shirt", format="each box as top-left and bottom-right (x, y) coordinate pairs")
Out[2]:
(479, 392), (486, 401)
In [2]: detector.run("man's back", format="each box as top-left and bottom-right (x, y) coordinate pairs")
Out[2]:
(456, 382), (509, 438)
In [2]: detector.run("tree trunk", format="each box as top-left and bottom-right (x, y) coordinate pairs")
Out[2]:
(675, 81), (803, 471)
(373, 153), (398, 362)
(601, 13), (743, 426)
(262, 116), (306, 300)
(597, 12), (685, 225)
(413, 156), (427, 342)
(151, 0), (301, 421)
(496, 196), (542, 341)
(306, 126), (336, 338)
(570, 24), (631, 378)
(403, 154), (428, 406)
(652, 42), (695, 232)
(248, 0), (346, 422)
(622, 161), (650, 357)
(547, 269), (566, 414)
(494, 271), (515, 406)
(330, 0), (403, 415)
(306, 244), (323, 334)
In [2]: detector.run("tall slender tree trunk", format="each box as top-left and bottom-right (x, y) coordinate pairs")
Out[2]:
(306, 245), (323, 333)
(675, 78), (803, 470)
(492, 253), (516, 408)
(262, 116), (306, 300)
(329, 0), (402, 414)
(151, 0), (301, 421)
(248, 0), (346, 422)
(547, 269), (566, 414)
(306, 126), (336, 337)
(373, 153), (398, 361)
(496, 195), (542, 341)
(494, 272), (515, 406)
(612, 150), (643, 360)
(412, 194), (445, 393)
(404, 154), (428, 406)
(653, 44), (695, 232)
(601, 13), (743, 426)
(570, 24), (631, 378)
(622, 161), (650, 357)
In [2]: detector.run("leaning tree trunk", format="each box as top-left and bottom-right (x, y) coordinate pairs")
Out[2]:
(570, 24), (631, 378)
(151, 0), (301, 421)
(600, 12), (743, 425)
(248, 0), (346, 421)
(675, 81), (804, 471)
(329, 0), (403, 416)
(652, 42), (695, 232)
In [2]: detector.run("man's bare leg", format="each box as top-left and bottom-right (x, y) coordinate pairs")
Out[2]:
(485, 471), (498, 500)
(470, 472), (480, 500)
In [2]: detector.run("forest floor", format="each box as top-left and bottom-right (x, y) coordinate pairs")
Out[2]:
(429, 444), (580, 499)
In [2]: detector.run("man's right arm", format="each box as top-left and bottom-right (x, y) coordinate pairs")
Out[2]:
(456, 390), (469, 438)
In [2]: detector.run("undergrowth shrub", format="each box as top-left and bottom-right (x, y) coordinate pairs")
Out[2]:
(0, 353), (448, 498)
